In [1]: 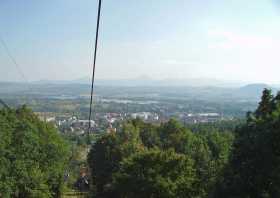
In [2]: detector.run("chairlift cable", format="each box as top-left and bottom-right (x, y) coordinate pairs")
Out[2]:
(0, 35), (31, 108)
(0, 99), (10, 110)
(0, 36), (30, 85)
(87, 0), (102, 144)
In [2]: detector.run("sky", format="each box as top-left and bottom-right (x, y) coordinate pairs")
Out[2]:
(1, 0), (280, 84)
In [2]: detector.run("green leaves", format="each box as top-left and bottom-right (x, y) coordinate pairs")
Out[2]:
(216, 89), (280, 198)
(88, 118), (234, 198)
(0, 106), (70, 197)
(113, 149), (196, 198)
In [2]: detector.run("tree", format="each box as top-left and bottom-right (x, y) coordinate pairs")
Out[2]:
(88, 133), (122, 197)
(139, 123), (160, 149)
(0, 106), (70, 197)
(88, 122), (143, 197)
(217, 90), (280, 198)
(88, 118), (235, 198)
(158, 119), (194, 154)
(255, 88), (273, 118)
(112, 149), (197, 198)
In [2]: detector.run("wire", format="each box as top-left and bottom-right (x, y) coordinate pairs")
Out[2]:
(0, 99), (10, 110)
(0, 35), (31, 108)
(0, 36), (30, 84)
(87, 0), (102, 144)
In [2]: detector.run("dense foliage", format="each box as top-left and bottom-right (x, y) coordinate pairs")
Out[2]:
(216, 89), (280, 197)
(2, 88), (279, 197)
(0, 106), (70, 197)
(88, 89), (280, 198)
(88, 118), (234, 198)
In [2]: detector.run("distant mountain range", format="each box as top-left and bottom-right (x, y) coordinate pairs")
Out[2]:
(239, 83), (272, 93)
(2, 76), (279, 91)
(32, 77), (248, 88)
(0, 79), (279, 102)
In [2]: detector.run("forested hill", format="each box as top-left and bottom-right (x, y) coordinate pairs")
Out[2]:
(87, 89), (280, 198)
(0, 106), (70, 197)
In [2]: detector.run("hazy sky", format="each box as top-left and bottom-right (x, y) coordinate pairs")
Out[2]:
(1, 0), (280, 83)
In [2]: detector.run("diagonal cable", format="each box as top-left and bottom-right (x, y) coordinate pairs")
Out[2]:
(88, 0), (102, 144)
(0, 36), (29, 84)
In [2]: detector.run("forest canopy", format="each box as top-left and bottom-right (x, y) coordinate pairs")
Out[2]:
(0, 106), (70, 197)
(88, 116), (234, 197)
(88, 89), (280, 198)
